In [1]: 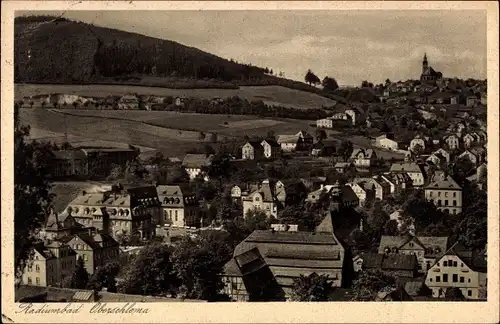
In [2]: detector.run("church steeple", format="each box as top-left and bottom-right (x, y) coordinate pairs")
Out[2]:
(422, 53), (428, 72)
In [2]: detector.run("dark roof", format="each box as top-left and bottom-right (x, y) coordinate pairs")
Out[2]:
(52, 149), (87, 160)
(359, 252), (417, 271)
(443, 242), (487, 272)
(181, 154), (213, 168)
(262, 139), (281, 147)
(378, 235), (449, 257)
(234, 247), (268, 276)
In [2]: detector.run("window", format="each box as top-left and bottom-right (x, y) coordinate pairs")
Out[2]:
(430, 278), (433, 282)
(460, 276), (464, 283)
(438, 200), (442, 206)
(231, 282), (238, 290)
(28, 277), (32, 285)
(36, 277), (40, 285)
(453, 274), (458, 282)
(28, 265), (32, 272)
(461, 263), (464, 267)
(453, 261), (458, 267)
(438, 192), (441, 197)
(468, 290), (472, 297)
(445, 200), (449, 206)
(254, 196), (260, 202)
(453, 192), (456, 198)
(430, 191), (433, 197)
(453, 200), (457, 206)
(443, 261), (447, 267)
(436, 276), (441, 282)
(443, 274), (448, 282)
(409, 242), (414, 247)
(445, 192), (448, 197)
(468, 278), (471, 283)
(83, 255), (88, 261)
(35, 265), (40, 273)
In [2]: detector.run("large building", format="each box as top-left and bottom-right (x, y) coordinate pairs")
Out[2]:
(222, 229), (348, 300)
(64, 184), (160, 241)
(425, 242), (487, 299)
(181, 154), (214, 180)
(420, 53), (443, 85)
(156, 184), (200, 227)
(389, 162), (426, 187)
(242, 180), (278, 218)
(50, 150), (88, 178)
(21, 241), (77, 287)
(60, 230), (120, 275)
(424, 175), (463, 215)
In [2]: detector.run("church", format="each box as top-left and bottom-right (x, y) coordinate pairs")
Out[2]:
(420, 53), (443, 85)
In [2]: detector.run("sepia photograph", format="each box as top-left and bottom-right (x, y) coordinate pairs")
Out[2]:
(2, 1), (499, 323)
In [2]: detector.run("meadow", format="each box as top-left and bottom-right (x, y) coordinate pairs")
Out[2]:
(15, 84), (337, 110)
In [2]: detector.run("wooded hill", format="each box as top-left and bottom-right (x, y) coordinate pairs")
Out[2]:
(14, 16), (320, 93)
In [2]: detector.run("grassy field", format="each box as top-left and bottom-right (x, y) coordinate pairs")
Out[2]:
(15, 84), (337, 110)
(18, 108), (315, 158)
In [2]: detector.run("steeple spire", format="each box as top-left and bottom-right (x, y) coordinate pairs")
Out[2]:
(422, 53), (429, 73)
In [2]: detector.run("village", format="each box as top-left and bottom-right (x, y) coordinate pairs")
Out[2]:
(16, 52), (488, 303)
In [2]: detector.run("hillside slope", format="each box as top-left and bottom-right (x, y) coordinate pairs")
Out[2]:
(14, 16), (319, 94)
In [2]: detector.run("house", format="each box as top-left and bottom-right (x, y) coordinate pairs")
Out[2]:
(353, 177), (389, 201)
(276, 135), (300, 152)
(459, 150), (482, 166)
(443, 134), (460, 150)
(223, 229), (348, 300)
(381, 172), (413, 195)
(428, 148), (450, 164)
(424, 175), (462, 215)
(346, 182), (374, 207)
(65, 184), (160, 241)
(316, 117), (334, 129)
(409, 135), (427, 153)
(276, 130), (312, 152)
(389, 162), (426, 187)
(299, 176), (327, 191)
(182, 154), (213, 180)
(462, 133), (476, 148)
(307, 183), (359, 208)
(156, 185), (200, 228)
(311, 140), (338, 157)
(117, 94), (139, 110)
(221, 247), (283, 301)
(174, 97), (187, 107)
(349, 148), (377, 169)
(21, 241), (77, 287)
(353, 252), (419, 278)
(60, 229), (120, 274)
(242, 180), (278, 218)
(375, 134), (399, 151)
(466, 96), (478, 107)
(50, 150), (88, 178)
(241, 140), (264, 160)
(378, 235), (449, 273)
(334, 162), (355, 174)
(261, 139), (281, 159)
(425, 242), (487, 299)
(38, 209), (87, 241)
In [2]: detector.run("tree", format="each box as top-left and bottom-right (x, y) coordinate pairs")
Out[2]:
(411, 143), (424, 156)
(339, 140), (354, 161)
(383, 219), (399, 236)
(65, 257), (89, 289)
(245, 208), (272, 232)
(361, 80), (370, 88)
(198, 131), (206, 141)
(322, 76), (339, 92)
(171, 230), (233, 301)
(87, 261), (120, 292)
(118, 243), (177, 296)
(315, 128), (327, 142)
(352, 269), (397, 301)
(366, 201), (389, 233)
(305, 69), (320, 86)
(290, 273), (334, 301)
(14, 104), (54, 278)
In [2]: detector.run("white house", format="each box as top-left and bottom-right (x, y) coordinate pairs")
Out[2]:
(375, 134), (399, 151)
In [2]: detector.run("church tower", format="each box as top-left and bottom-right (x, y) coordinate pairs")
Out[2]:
(422, 53), (428, 73)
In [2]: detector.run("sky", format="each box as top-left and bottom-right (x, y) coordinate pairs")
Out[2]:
(19, 10), (487, 86)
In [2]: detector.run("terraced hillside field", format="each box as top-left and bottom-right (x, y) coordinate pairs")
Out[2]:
(18, 108), (316, 158)
(15, 84), (337, 110)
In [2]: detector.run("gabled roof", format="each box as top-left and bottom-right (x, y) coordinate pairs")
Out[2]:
(262, 139), (281, 147)
(181, 154), (213, 169)
(277, 134), (300, 144)
(425, 175), (461, 190)
(52, 150), (87, 160)
(440, 242), (487, 272)
(378, 235), (448, 257)
(389, 162), (424, 174)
